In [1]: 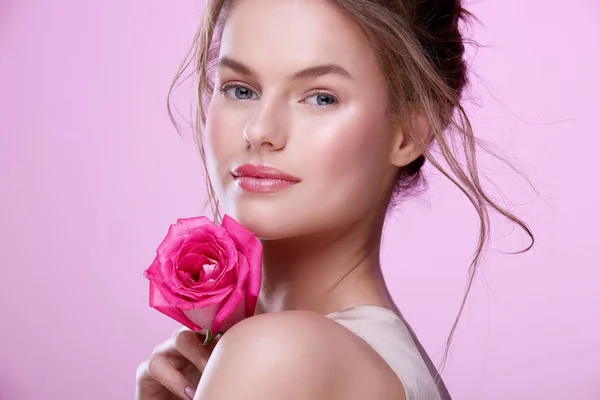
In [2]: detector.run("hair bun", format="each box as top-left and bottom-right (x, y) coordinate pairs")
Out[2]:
(410, 0), (463, 33)
(404, 0), (468, 97)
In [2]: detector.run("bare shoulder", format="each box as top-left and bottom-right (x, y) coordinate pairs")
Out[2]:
(195, 310), (406, 400)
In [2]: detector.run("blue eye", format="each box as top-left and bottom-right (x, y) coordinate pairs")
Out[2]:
(305, 93), (338, 107)
(221, 84), (258, 100)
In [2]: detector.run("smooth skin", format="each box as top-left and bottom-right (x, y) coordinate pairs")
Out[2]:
(136, 0), (429, 398)
(136, 313), (405, 400)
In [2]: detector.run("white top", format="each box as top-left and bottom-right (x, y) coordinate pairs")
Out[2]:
(326, 306), (448, 400)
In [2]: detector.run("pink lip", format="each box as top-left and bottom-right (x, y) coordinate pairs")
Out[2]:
(232, 164), (300, 193)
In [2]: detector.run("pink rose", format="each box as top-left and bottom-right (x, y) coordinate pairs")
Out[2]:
(143, 215), (262, 337)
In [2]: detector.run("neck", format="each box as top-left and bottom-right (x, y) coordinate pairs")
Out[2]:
(254, 215), (397, 316)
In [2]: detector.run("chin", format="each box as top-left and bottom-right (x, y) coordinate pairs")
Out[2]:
(224, 199), (308, 240)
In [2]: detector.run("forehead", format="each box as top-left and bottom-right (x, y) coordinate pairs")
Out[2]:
(219, 0), (379, 78)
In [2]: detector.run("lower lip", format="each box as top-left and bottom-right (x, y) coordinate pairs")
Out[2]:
(235, 177), (298, 193)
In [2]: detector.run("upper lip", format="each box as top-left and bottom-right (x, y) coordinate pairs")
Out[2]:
(232, 164), (300, 182)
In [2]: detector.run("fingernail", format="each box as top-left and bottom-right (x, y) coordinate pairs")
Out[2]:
(184, 386), (196, 399)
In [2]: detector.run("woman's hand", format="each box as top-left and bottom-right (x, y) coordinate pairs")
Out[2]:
(135, 326), (215, 400)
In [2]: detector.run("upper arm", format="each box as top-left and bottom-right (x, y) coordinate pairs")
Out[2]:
(194, 310), (405, 400)
(194, 311), (341, 400)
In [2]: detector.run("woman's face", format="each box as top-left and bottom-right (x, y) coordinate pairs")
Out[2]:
(205, 0), (399, 239)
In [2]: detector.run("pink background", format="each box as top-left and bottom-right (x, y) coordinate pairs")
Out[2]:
(1, 0), (599, 399)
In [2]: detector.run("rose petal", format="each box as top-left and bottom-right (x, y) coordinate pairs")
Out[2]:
(186, 230), (237, 264)
(180, 235), (237, 283)
(156, 224), (188, 260)
(186, 224), (230, 243)
(151, 256), (205, 297)
(181, 303), (222, 331)
(146, 257), (228, 305)
(210, 247), (250, 333)
(145, 257), (181, 294)
(154, 218), (228, 282)
(159, 281), (233, 310)
(219, 297), (247, 332)
(179, 253), (220, 281)
(211, 265), (236, 289)
(177, 287), (233, 310)
(179, 242), (219, 262)
(186, 277), (224, 292)
(184, 231), (235, 277)
(178, 253), (217, 275)
(175, 216), (213, 233)
(212, 287), (246, 332)
(214, 237), (239, 274)
(222, 214), (262, 316)
(143, 257), (163, 280)
(181, 232), (218, 249)
(148, 281), (200, 331)
(177, 257), (219, 285)
(231, 254), (251, 317)
(178, 253), (203, 271)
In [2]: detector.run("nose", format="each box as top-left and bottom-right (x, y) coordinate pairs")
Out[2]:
(242, 98), (287, 151)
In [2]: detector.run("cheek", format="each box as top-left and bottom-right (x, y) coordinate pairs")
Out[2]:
(206, 103), (231, 161)
(312, 109), (391, 191)
(203, 99), (249, 202)
(205, 100), (247, 172)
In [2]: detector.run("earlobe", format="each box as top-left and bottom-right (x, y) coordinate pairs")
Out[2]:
(389, 113), (430, 167)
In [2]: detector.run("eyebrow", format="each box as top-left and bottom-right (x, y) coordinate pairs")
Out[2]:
(217, 56), (354, 81)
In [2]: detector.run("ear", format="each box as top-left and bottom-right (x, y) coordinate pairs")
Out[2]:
(389, 112), (431, 167)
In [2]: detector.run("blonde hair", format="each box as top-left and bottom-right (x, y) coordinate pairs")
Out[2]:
(167, 0), (534, 369)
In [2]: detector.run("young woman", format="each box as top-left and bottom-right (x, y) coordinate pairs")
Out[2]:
(136, 0), (532, 399)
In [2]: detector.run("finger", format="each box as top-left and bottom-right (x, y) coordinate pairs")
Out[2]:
(173, 329), (214, 372)
(170, 325), (192, 338)
(149, 339), (191, 371)
(147, 354), (195, 400)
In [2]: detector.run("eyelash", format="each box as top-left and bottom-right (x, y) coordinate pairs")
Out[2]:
(217, 83), (339, 108)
